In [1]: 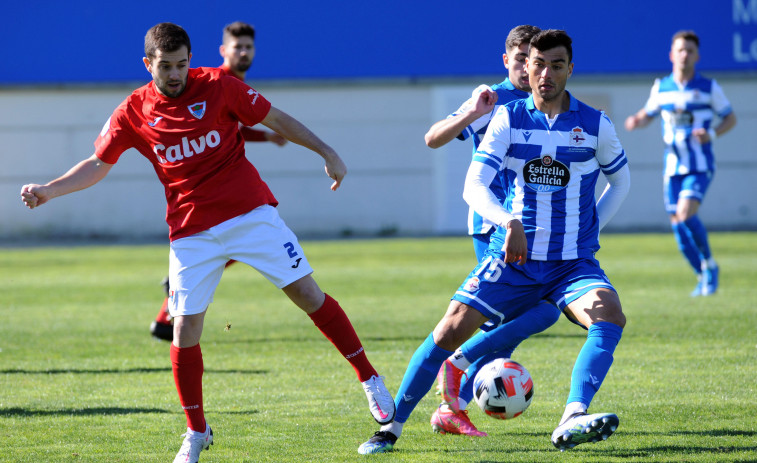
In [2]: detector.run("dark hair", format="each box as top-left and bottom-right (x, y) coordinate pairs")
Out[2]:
(506, 25), (541, 52)
(223, 21), (256, 44)
(144, 23), (191, 60)
(672, 30), (699, 48)
(530, 29), (572, 63)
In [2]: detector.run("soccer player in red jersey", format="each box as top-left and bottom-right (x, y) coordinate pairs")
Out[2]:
(21, 22), (395, 462)
(150, 21), (286, 341)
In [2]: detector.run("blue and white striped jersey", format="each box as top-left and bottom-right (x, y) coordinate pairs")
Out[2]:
(643, 72), (732, 177)
(474, 92), (627, 261)
(450, 79), (529, 235)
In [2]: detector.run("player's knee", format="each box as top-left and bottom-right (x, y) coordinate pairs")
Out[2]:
(173, 313), (205, 347)
(283, 275), (325, 313)
(606, 310), (626, 329)
(433, 302), (485, 350)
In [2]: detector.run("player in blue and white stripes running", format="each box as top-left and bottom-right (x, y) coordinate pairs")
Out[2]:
(625, 30), (736, 297)
(423, 25), (560, 438)
(359, 29), (630, 454)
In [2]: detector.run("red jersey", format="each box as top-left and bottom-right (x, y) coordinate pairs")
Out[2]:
(94, 67), (278, 241)
(218, 63), (268, 142)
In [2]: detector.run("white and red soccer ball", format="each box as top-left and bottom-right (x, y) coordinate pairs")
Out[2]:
(473, 358), (534, 420)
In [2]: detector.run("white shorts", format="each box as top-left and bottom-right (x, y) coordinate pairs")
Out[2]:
(167, 205), (314, 317)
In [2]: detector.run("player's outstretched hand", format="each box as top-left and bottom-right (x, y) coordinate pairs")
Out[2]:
(20, 184), (49, 209)
(324, 152), (347, 191)
(503, 220), (527, 265)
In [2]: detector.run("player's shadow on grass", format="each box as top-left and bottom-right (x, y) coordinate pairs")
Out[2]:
(210, 332), (585, 346)
(362, 332), (586, 343)
(560, 429), (757, 459)
(0, 367), (268, 375)
(0, 407), (261, 417)
(0, 406), (170, 417)
(671, 429), (757, 437)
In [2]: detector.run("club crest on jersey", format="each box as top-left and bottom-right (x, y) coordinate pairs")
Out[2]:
(569, 127), (585, 146)
(188, 101), (206, 119)
(523, 156), (570, 193)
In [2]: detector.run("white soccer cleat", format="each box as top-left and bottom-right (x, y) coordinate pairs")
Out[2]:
(173, 426), (213, 463)
(362, 375), (396, 425)
(551, 412), (618, 451)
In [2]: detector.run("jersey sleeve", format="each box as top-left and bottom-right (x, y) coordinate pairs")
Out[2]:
(93, 103), (137, 164)
(710, 79), (733, 118)
(594, 112), (630, 229)
(596, 112), (628, 175)
(473, 106), (511, 171)
(222, 77), (272, 128)
(643, 78), (662, 117)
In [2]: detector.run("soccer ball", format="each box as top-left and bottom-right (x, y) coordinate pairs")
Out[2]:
(473, 358), (534, 420)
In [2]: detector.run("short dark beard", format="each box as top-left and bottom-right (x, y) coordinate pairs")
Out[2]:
(233, 61), (251, 73)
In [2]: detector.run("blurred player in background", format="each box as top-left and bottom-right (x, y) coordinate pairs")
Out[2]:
(359, 29), (630, 454)
(625, 30), (736, 297)
(150, 21), (287, 341)
(21, 22), (395, 463)
(423, 24), (560, 437)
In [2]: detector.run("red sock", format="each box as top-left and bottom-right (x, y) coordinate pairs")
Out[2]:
(308, 294), (377, 382)
(170, 344), (206, 433)
(155, 298), (171, 324)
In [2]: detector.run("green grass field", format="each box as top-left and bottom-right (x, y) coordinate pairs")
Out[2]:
(1, 233), (756, 462)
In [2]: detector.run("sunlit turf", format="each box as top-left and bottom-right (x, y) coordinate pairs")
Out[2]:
(1, 232), (755, 462)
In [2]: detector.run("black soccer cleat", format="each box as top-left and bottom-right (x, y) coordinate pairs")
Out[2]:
(150, 320), (174, 342)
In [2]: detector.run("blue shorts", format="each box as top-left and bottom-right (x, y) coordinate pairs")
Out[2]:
(452, 252), (615, 330)
(472, 229), (495, 262)
(664, 172), (713, 214)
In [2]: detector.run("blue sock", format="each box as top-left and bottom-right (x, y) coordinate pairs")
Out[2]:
(459, 301), (561, 405)
(683, 215), (712, 262)
(567, 321), (623, 406)
(393, 333), (453, 423)
(672, 222), (702, 273)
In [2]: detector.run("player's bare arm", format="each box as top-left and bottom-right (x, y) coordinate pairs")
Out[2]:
(260, 106), (346, 190)
(624, 109), (653, 131)
(263, 130), (288, 146)
(692, 111), (737, 144)
(425, 88), (498, 148)
(20, 154), (113, 209)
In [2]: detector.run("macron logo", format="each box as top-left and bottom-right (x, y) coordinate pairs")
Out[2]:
(523, 131), (533, 142)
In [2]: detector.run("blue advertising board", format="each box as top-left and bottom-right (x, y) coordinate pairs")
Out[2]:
(2, 0), (755, 85)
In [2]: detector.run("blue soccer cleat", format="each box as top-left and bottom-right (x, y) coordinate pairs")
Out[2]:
(701, 265), (719, 296)
(690, 274), (703, 297)
(358, 431), (397, 454)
